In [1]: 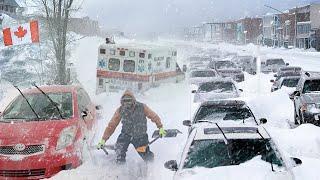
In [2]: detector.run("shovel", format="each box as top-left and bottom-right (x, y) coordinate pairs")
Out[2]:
(101, 129), (182, 154)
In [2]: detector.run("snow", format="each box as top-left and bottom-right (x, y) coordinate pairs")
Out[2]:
(1, 37), (320, 179)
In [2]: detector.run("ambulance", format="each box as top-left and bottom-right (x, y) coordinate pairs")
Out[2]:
(96, 42), (185, 93)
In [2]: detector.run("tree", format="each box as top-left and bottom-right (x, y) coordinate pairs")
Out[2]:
(38, 0), (75, 85)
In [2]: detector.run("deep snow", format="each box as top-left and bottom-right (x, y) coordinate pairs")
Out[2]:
(1, 38), (320, 180)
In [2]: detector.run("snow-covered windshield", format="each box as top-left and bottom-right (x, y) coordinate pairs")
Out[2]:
(183, 139), (283, 169)
(198, 82), (235, 93)
(195, 105), (254, 122)
(215, 61), (237, 70)
(1, 93), (73, 121)
(303, 80), (320, 93)
(266, 59), (285, 66)
(281, 78), (300, 88)
(191, 71), (216, 78)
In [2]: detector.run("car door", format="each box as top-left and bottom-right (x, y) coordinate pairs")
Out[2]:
(77, 88), (95, 130)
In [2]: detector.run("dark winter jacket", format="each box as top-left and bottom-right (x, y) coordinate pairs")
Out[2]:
(102, 90), (163, 141)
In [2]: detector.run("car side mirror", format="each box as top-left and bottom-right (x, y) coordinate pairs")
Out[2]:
(270, 80), (275, 83)
(95, 105), (102, 110)
(238, 89), (243, 92)
(183, 120), (192, 127)
(81, 111), (88, 119)
(260, 118), (267, 124)
(273, 74), (277, 78)
(286, 63), (289, 66)
(294, 91), (301, 96)
(291, 157), (302, 167)
(164, 160), (178, 171)
(191, 90), (196, 94)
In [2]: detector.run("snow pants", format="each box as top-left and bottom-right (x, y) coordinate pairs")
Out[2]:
(115, 133), (154, 163)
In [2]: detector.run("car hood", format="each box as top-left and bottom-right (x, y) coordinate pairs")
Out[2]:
(303, 93), (320, 103)
(175, 157), (292, 180)
(0, 119), (76, 143)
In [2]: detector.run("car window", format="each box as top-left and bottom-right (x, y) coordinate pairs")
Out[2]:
(191, 71), (216, 78)
(183, 139), (283, 169)
(195, 105), (253, 122)
(2, 92), (73, 121)
(198, 82), (235, 93)
(281, 78), (300, 88)
(303, 80), (320, 93)
(77, 89), (91, 113)
(215, 61), (237, 69)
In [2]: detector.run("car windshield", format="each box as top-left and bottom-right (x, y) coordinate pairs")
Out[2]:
(215, 61), (237, 69)
(191, 71), (216, 78)
(1, 92), (73, 121)
(198, 82), (235, 93)
(195, 105), (254, 122)
(266, 59), (285, 66)
(281, 78), (300, 88)
(303, 80), (320, 93)
(183, 139), (283, 169)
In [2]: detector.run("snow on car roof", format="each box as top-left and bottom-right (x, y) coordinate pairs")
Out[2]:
(193, 123), (270, 140)
(200, 99), (246, 107)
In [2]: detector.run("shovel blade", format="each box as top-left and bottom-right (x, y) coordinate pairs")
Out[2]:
(152, 129), (182, 138)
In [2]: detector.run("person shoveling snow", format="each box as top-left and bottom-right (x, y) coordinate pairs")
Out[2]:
(97, 90), (167, 163)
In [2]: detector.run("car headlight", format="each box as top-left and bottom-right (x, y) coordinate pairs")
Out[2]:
(56, 126), (77, 151)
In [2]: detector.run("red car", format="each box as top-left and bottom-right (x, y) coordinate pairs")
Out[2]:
(0, 85), (97, 179)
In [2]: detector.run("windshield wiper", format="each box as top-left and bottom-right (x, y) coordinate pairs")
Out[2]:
(32, 83), (64, 119)
(256, 130), (274, 172)
(13, 85), (41, 121)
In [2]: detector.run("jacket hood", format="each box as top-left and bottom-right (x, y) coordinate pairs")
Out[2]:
(121, 90), (136, 101)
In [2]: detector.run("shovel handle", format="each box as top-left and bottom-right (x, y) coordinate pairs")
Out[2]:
(101, 147), (109, 155)
(148, 136), (160, 146)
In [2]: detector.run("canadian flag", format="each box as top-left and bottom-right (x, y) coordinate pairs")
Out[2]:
(2, 20), (39, 46)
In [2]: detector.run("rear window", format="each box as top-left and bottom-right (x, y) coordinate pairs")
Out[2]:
(198, 82), (235, 93)
(191, 71), (216, 78)
(123, 60), (135, 72)
(266, 59), (285, 66)
(108, 58), (120, 71)
(281, 78), (300, 88)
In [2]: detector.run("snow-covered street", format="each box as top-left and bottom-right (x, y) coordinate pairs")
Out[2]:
(39, 37), (320, 180)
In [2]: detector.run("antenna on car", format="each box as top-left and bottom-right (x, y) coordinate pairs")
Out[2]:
(215, 123), (229, 144)
(32, 83), (64, 119)
(13, 85), (41, 120)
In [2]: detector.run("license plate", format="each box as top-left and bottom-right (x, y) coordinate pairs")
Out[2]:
(315, 115), (319, 121)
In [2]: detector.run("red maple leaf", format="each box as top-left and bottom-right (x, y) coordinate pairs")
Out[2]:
(14, 26), (28, 40)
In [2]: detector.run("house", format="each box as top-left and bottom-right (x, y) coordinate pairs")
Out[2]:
(0, 0), (20, 15)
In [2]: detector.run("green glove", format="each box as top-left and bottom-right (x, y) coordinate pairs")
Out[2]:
(159, 128), (167, 138)
(97, 139), (106, 149)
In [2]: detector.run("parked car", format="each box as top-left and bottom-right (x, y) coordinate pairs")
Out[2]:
(210, 60), (245, 82)
(271, 76), (301, 92)
(261, 58), (289, 73)
(164, 124), (302, 180)
(0, 85), (98, 179)
(188, 69), (218, 85)
(234, 56), (257, 75)
(191, 78), (241, 103)
(291, 74), (320, 125)
(183, 100), (262, 129)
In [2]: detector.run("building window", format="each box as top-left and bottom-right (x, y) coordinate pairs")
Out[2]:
(148, 54), (152, 59)
(123, 60), (135, 72)
(108, 58), (120, 71)
(98, 79), (104, 86)
(139, 53), (145, 58)
(129, 51), (135, 57)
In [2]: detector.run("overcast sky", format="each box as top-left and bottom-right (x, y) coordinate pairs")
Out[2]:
(81, 0), (318, 35)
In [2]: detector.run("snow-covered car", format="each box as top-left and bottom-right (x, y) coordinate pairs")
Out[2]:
(188, 69), (218, 85)
(0, 85), (97, 179)
(192, 78), (241, 103)
(261, 58), (289, 73)
(183, 100), (261, 128)
(164, 124), (302, 180)
(292, 74), (320, 125)
(271, 76), (301, 92)
(212, 60), (245, 82)
(234, 56), (257, 75)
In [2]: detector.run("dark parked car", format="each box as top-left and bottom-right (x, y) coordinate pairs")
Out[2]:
(292, 74), (320, 125)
